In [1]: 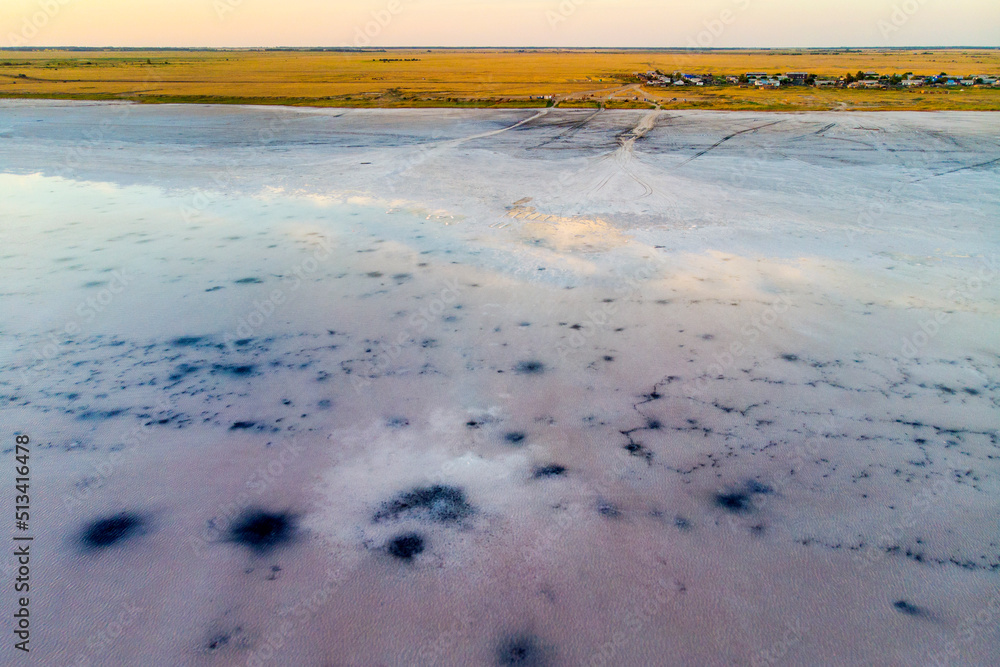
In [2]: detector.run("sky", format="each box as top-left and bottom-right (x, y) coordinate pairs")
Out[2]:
(2, 0), (999, 49)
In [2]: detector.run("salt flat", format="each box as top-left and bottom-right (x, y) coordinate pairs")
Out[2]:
(0, 101), (998, 666)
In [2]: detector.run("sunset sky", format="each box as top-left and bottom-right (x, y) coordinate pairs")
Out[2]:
(2, 0), (999, 48)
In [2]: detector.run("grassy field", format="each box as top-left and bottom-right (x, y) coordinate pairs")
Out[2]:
(1, 48), (998, 110)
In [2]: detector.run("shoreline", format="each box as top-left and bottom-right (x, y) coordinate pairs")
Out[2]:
(3, 93), (1000, 111)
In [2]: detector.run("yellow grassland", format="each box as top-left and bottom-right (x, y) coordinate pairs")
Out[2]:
(1, 48), (997, 110)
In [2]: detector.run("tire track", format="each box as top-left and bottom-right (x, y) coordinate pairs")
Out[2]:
(676, 119), (786, 167)
(912, 156), (1000, 182)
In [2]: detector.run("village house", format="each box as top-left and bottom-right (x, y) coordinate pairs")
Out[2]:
(848, 79), (886, 89)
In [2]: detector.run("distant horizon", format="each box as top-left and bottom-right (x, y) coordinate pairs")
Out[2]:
(3, 0), (998, 50)
(4, 45), (1000, 51)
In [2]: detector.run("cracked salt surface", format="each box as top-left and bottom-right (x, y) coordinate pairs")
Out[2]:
(0, 102), (998, 665)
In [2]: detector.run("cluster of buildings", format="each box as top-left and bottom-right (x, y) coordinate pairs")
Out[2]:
(849, 73), (999, 89)
(636, 70), (815, 88)
(637, 70), (999, 89)
(637, 71), (718, 87)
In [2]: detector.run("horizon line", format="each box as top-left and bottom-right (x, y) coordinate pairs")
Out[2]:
(4, 45), (1000, 51)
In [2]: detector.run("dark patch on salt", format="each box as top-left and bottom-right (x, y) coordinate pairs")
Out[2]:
(532, 464), (567, 479)
(515, 360), (545, 375)
(234, 277), (263, 284)
(744, 480), (774, 495)
(504, 432), (527, 445)
(715, 492), (752, 513)
(205, 633), (231, 652)
(893, 600), (924, 616)
(171, 336), (204, 347)
(203, 627), (246, 653)
(213, 364), (255, 377)
(597, 500), (622, 518)
(495, 634), (551, 666)
(80, 512), (144, 550)
(386, 533), (425, 560)
(373, 485), (473, 524)
(169, 363), (200, 381)
(624, 441), (652, 461)
(77, 408), (127, 421)
(228, 510), (296, 552)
